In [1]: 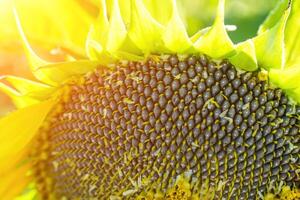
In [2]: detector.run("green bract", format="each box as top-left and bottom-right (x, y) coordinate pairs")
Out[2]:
(6, 0), (299, 105)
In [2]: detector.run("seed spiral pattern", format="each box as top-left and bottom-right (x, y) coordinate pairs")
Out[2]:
(33, 55), (300, 199)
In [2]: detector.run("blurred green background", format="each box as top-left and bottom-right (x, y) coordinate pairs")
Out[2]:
(179, 0), (278, 42)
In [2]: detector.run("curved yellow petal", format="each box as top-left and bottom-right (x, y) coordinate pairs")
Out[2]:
(13, 0), (95, 56)
(194, 0), (235, 58)
(0, 99), (55, 188)
(0, 83), (40, 108)
(14, 6), (49, 68)
(14, 13), (102, 86)
(86, 0), (109, 59)
(0, 163), (31, 200)
(86, 32), (104, 60)
(35, 60), (102, 85)
(0, 76), (53, 100)
(106, 0), (127, 53)
(119, 0), (131, 26)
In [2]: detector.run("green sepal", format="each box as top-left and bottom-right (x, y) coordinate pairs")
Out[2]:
(193, 0), (235, 58)
(253, 5), (291, 70)
(258, 0), (300, 104)
(228, 39), (258, 71)
(128, 0), (165, 54)
(163, 0), (193, 53)
(285, 0), (300, 65)
(142, 0), (172, 25)
(269, 65), (300, 103)
(258, 0), (290, 34)
(191, 25), (236, 43)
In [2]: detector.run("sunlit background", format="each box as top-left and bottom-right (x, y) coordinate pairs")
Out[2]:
(0, 0), (277, 116)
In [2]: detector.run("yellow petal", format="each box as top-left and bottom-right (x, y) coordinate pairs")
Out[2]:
(0, 76), (54, 100)
(0, 99), (55, 175)
(106, 0), (127, 53)
(0, 163), (31, 200)
(14, 184), (37, 200)
(14, 7), (52, 83)
(14, 13), (102, 86)
(0, 83), (40, 108)
(12, 0), (95, 56)
(86, 32), (104, 60)
(191, 25), (237, 43)
(118, 0), (131, 26)
(36, 60), (102, 85)
(257, 0), (300, 104)
(86, 0), (109, 59)
(194, 0), (235, 58)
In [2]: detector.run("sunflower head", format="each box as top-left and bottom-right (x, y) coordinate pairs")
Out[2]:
(0, 0), (299, 199)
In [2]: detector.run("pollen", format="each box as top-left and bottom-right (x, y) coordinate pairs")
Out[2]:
(32, 55), (299, 199)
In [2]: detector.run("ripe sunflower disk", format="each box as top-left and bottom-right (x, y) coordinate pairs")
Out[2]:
(0, 0), (300, 199)
(33, 55), (300, 200)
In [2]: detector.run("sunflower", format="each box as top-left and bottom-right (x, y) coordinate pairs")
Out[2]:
(0, 0), (299, 199)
